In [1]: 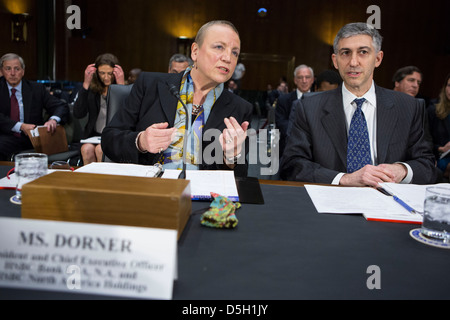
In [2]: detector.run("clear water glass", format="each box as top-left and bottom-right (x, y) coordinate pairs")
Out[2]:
(421, 186), (450, 242)
(15, 153), (48, 201)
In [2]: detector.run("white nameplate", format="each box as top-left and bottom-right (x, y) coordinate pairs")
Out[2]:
(0, 217), (177, 300)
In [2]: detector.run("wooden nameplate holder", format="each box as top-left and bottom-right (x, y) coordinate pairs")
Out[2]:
(21, 171), (191, 240)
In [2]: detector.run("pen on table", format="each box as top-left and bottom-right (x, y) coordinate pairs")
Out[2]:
(376, 187), (418, 215)
(392, 195), (418, 214)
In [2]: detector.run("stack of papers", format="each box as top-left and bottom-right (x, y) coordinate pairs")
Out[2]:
(377, 183), (426, 213)
(304, 184), (424, 224)
(80, 136), (101, 144)
(162, 169), (239, 201)
(378, 182), (450, 214)
(75, 162), (163, 178)
(75, 163), (239, 201)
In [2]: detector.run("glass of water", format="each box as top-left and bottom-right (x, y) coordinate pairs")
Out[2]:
(421, 186), (450, 242)
(14, 153), (48, 203)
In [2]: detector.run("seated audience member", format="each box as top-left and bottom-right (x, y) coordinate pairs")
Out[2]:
(127, 68), (142, 84)
(392, 66), (433, 151)
(276, 64), (314, 156)
(392, 66), (423, 97)
(168, 53), (192, 74)
(280, 22), (438, 186)
(428, 73), (450, 179)
(285, 70), (342, 140)
(0, 53), (69, 161)
(231, 58), (245, 90)
(227, 79), (239, 94)
(101, 20), (253, 177)
(315, 70), (342, 92)
(267, 80), (288, 106)
(73, 53), (125, 165)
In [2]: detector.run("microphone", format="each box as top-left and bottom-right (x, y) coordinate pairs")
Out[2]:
(167, 83), (189, 179)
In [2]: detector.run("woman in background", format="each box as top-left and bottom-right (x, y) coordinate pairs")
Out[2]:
(428, 73), (450, 179)
(74, 53), (124, 165)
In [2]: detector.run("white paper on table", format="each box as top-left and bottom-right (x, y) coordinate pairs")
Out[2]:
(0, 169), (59, 189)
(162, 169), (239, 201)
(378, 182), (450, 214)
(304, 184), (422, 223)
(75, 162), (162, 178)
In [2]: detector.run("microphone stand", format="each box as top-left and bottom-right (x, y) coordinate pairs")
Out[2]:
(167, 83), (189, 179)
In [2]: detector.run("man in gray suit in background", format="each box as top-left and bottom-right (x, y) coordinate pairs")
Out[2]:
(280, 22), (438, 186)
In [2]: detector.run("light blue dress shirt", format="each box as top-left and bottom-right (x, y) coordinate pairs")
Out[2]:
(7, 81), (61, 133)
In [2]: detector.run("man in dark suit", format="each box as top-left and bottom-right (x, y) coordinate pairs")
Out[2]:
(280, 23), (438, 186)
(275, 64), (314, 156)
(101, 20), (253, 177)
(0, 53), (69, 161)
(392, 66), (422, 98)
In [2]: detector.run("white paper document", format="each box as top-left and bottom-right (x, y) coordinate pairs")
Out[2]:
(80, 136), (101, 144)
(75, 162), (163, 178)
(162, 169), (239, 201)
(29, 125), (45, 137)
(75, 163), (239, 201)
(0, 169), (59, 190)
(304, 184), (423, 223)
(378, 182), (450, 214)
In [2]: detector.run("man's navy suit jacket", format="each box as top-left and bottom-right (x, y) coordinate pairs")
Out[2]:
(280, 85), (439, 184)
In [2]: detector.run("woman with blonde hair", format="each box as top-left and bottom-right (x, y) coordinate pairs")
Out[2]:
(101, 21), (253, 176)
(428, 73), (450, 178)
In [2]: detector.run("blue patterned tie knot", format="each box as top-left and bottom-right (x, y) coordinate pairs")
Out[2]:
(347, 98), (372, 173)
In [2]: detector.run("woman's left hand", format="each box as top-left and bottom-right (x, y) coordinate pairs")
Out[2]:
(220, 117), (249, 163)
(113, 65), (125, 85)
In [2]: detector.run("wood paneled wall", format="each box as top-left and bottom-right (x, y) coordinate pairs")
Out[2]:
(0, 0), (38, 79)
(1, 0), (449, 99)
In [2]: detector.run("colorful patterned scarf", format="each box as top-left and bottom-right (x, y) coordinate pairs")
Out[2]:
(200, 193), (241, 229)
(160, 67), (223, 170)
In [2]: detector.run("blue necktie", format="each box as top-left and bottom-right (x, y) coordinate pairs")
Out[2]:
(347, 98), (372, 173)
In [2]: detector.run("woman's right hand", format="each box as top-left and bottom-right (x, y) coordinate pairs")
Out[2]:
(137, 123), (177, 154)
(83, 64), (97, 90)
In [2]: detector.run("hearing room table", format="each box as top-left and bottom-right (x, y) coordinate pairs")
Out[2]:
(0, 163), (449, 300)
